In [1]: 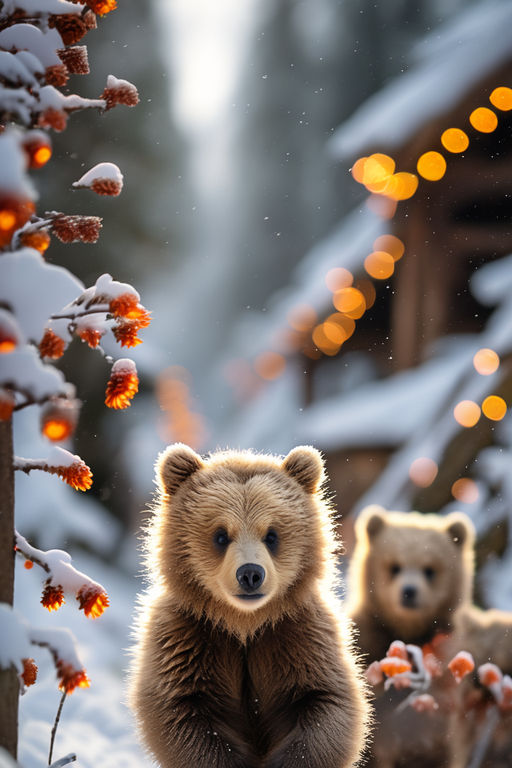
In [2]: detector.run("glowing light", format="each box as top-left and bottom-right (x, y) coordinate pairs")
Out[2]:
(441, 128), (469, 153)
(253, 351), (286, 380)
(24, 560), (33, 570)
(451, 478), (479, 504)
(42, 419), (72, 442)
(373, 234), (404, 262)
(365, 194), (397, 220)
(385, 172), (419, 201)
(0, 339), (16, 354)
(322, 321), (346, 345)
(325, 267), (353, 292)
(312, 325), (340, 356)
(333, 287), (366, 319)
(364, 251), (395, 280)
(325, 313), (356, 340)
(287, 304), (317, 332)
(489, 86), (512, 111)
(453, 400), (481, 428)
(409, 457), (438, 488)
(482, 395), (507, 421)
(469, 107), (498, 133)
(473, 348), (499, 376)
(0, 210), (16, 230)
(362, 153), (396, 193)
(351, 157), (368, 184)
(417, 151), (447, 181)
(32, 145), (52, 168)
(356, 279), (376, 310)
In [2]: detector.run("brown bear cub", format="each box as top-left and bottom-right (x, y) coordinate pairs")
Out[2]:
(129, 444), (370, 768)
(348, 504), (475, 663)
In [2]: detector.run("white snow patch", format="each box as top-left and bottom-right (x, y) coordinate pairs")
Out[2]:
(0, 604), (32, 674)
(0, 130), (36, 198)
(73, 163), (123, 188)
(0, 346), (71, 401)
(0, 24), (63, 67)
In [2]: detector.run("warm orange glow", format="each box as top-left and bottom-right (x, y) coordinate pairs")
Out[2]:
(325, 312), (356, 340)
(312, 325), (340, 356)
(351, 156), (368, 184)
(39, 329), (66, 359)
(0, 338), (16, 354)
(77, 327), (103, 348)
(453, 400), (481, 428)
(451, 478), (479, 504)
(105, 369), (139, 409)
(417, 151), (447, 181)
(356, 279), (376, 310)
(41, 584), (65, 612)
(333, 286), (366, 318)
(364, 251), (395, 280)
(33, 146), (51, 167)
(20, 229), (51, 253)
(448, 652), (475, 683)
(441, 128), (469, 153)
(365, 194), (397, 220)
(373, 234), (404, 262)
(287, 304), (317, 332)
(325, 267), (353, 292)
(253, 351), (286, 380)
(380, 658), (412, 677)
(473, 348), (500, 376)
(489, 86), (512, 111)
(88, 0), (117, 15)
(109, 293), (143, 319)
(469, 107), (498, 133)
(43, 419), (73, 442)
(322, 320), (346, 345)
(362, 153), (396, 193)
(409, 457), (438, 488)
(77, 586), (109, 618)
(0, 210), (17, 230)
(57, 662), (90, 694)
(21, 658), (38, 687)
(24, 560), (33, 570)
(58, 460), (93, 491)
(113, 322), (143, 348)
(482, 395), (507, 421)
(384, 172), (419, 201)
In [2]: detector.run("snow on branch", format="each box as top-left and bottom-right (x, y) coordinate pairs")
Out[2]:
(72, 162), (123, 196)
(15, 530), (109, 618)
(14, 445), (93, 491)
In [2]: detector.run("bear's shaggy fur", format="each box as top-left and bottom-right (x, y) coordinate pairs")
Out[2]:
(348, 505), (475, 663)
(129, 443), (370, 768)
(347, 505), (476, 768)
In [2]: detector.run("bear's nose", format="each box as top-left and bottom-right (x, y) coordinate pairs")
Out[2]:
(236, 563), (265, 593)
(401, 585), (417, 608)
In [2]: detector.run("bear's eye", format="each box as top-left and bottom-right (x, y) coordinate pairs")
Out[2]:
(424, 566), (435, 581)
(263, 529), (279, 553)
(213, 529), (230, 550)
(390, 563), (401, 577)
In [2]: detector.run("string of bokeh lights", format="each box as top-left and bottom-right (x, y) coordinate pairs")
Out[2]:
(239, 85), (512, 507)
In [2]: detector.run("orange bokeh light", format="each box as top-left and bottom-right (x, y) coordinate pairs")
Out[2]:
(384, 172), (419, 201)
(287, 304), (317, 332)
(441, 128), (469, 153)
(481, 395), (507, 421)
(373, 234), (404, 262)
(355, 279), (376, 310)
(33, 146), (52, 168)
(254, 351), (286, 380)
(473, 348), (499, 376)
(365, 194), (397, 220)
(362, 153), (396, 193)
(453, 400), (481, 428)
(0, 210), (17, 231)
(322, 320), (346, 345)
(469, 107), (498, 133)
(351, 157), (368, 184)
(0, 339), (16, 354)
(417, 151), (447, 181)
(312, 324), (340, 356)
(409, 457), (438, 488)
(43, 419), (73, 442)
(325, 312), (356, 340)
(489, 86), (512, 111)
(333, 287), (366, 318)
(364, 251), (395, 280)
(325, 267), (353, 292)
(451, 478), (479, 504)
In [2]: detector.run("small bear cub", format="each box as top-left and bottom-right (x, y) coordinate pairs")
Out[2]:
(129, 443), (370, 768)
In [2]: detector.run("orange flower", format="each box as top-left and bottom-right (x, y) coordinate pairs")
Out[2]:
(380, 657), (412, 677)
(77, 326), (103, 348)
(55, 459), (93, 491)
(109, 293), (140, 318)
(448, 651), (475, 683)
(52, 214), (102, 244)
(39, 329), (66, 359)
(21, 658), (38, 687)
(41, 584), (65, 612)
(0, 390), (15, 420)
(19, 229), (51, 253)
(77, 585), (109, 618)
(113, 321), (143, 348)
(478, 663), (502, 688)
(105, 363), (139, 409)
(86, 0), (117, 15)
(56, 661), (90, 694)
(387, 640), (408, 660)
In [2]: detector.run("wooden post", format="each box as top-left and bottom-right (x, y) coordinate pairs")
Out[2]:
(0, 417), (19, 758)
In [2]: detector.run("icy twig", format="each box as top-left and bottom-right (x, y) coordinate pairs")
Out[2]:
(49, 754), (76, 768)
(48, 691), (67, 766)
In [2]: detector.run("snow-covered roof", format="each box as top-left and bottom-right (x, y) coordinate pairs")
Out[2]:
(329, 0), (512, 159)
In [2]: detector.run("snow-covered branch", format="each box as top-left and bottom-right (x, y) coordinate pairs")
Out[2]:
(14, 446), (93, 491)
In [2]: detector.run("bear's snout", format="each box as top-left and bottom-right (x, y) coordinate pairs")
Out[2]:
(401, 584), (418, 608)
(236, 563), (265, 593)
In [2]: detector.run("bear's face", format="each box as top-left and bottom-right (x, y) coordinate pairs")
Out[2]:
(352, 506), (474, 640)
(151, 444), (333, 634)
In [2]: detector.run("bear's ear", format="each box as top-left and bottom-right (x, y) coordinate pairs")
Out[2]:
(445, 512), (475, 548)
(282, 446), (324, 494)
(359, 504), (387, 539)
(156, 443), (203, 495)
